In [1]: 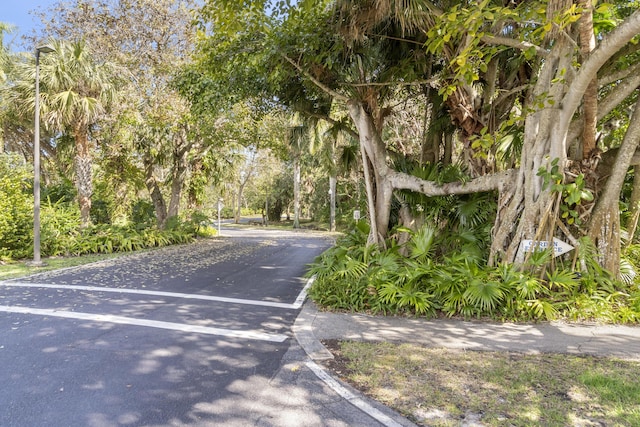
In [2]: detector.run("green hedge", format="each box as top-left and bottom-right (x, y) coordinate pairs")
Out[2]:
(0, 155), (33, 260)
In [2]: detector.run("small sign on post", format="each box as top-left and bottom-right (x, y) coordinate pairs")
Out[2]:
(521, 238), (574, 258)
(353, 210), (361, 222)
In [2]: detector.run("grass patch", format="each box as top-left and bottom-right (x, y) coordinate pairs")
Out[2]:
(0, 253), (123, 281)
(323, 340), (640, 426)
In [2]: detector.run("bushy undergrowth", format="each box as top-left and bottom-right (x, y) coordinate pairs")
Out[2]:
(0, 155), (34, 260)
(1, 197), (214, 261)
(37, 204), (214, 258)
(307, 223), (640, 323)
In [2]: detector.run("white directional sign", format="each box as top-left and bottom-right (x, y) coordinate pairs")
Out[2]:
(521, 238), (574, 258)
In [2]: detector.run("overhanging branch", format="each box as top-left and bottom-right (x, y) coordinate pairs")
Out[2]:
(281, 54), (350, 103)
(481, 35), (547, 57)
(388, 169), (516, 197)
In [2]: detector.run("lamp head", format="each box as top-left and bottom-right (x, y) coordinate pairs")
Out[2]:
(36, 45), (54, 54)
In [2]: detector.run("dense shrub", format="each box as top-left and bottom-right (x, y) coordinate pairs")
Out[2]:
(0, 155), (34, 260)
(308, 224), (640, 323)
(2, 194), (212, 261)
(131, 199), (156, 228)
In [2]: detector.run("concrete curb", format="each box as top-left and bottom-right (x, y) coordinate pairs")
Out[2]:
(293, 300), (334, 361)
(293, 296), (417, 427)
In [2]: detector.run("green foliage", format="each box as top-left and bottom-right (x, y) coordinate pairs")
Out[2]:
(309, 226), (640, 323)
(131, 200), (156, 228)
(538, 158), (594, 226)
(181, 210), (218, 238)
(0, 154), (33, 260)
(0, 195), (201, 261)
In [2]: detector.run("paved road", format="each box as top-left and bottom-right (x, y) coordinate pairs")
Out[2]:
(0, 228), (403, 427)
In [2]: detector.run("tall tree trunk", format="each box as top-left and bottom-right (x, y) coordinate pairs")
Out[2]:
(293, 155), (301, 228)
(186, 159), (203, 210)
(235, 181), (246, 224)
(167, 127), (190, 219)
(348, 102), (393, 243)
(359, 140), (379, 244)
(490, 38), (574, 264)
(74, 123), (93, 228)
(443, 132), (453, 166)
(144, 148), (168, 229)
(329, 174), (337, 232)
(264, 196), (269, 226)
(625, 166), (640, 247)
(588, 95), (640, 274)
(579, 0), (598, 160)
(230, 188), (237, 223)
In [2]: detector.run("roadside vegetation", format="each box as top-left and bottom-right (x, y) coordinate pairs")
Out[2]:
(0, 153), (215, 263)
(307, 217), (640, 324)
(324, 340), (640, 427)
(3, 3), (640, 424)
(3, 1), (640, 323)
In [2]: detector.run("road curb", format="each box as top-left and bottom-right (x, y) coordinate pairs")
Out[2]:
(293, 284), (417, 427)
(293, 299), (334, 361)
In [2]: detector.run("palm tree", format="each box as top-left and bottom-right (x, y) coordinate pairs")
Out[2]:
(0, 22), (13, 154)
(37, 39), (118, 226)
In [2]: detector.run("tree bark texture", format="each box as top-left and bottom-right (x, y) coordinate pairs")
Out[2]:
(625, 166), (640, 247)
(144, 148), (168, 229)
(168, 126), (191, 219)
(489, 12), (640, 266)
(329, 174), (337, 232)
(293, 155), (301, 228)
(579, 0), (598, 160)
(587, 95), (640, 274)
(74, 123), (93, 228)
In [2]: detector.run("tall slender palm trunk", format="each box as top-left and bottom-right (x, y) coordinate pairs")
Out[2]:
(74, 123), (93, 227)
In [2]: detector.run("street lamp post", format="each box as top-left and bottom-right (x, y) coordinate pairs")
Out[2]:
(32, 44), (54, 266)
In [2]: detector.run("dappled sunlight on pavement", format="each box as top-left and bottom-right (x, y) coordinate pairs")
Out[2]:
(304, 302), (640, 361)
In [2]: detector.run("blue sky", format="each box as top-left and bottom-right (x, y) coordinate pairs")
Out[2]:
(2, 0), (59, 48)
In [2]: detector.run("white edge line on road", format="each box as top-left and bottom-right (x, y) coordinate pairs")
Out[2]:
(0, 305), (288, 342)
(305, 360), (404, 427)
(0, 282), (298, 310)
(292, 275), (315, 309)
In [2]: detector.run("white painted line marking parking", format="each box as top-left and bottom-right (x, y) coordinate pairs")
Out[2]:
(0, 305), (288, 342)
(1, 282), (304, 310)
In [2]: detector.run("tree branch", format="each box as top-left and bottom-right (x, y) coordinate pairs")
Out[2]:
(567, 72), (640, 143)
(562, 10), (640, 125)
(599, 61), (640, 87)
(481, 35), (547, 57)
(281, 54), (350, 103)
(388, 169), (517, 197)
(338, 78), (437, 88)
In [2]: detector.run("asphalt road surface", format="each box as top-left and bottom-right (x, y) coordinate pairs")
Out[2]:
(0, 227), (393, 427)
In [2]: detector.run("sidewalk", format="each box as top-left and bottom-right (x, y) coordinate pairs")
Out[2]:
(293, 302), (640, 427)
(294, 300), (640, 362)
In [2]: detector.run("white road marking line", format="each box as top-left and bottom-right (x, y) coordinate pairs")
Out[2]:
(0, 282), (303, 310)
(0, 305), (288, 342)
(305, 360), (404, 427)
(292, 275), (314, 309)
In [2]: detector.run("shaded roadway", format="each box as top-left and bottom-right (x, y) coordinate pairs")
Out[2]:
(0, 228), (413, 427)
